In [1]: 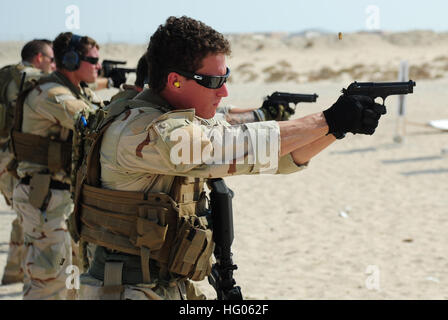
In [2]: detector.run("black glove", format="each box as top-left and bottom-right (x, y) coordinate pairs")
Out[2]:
(323, 95), (386, 137)
(109, 69), (127, 88)
(354, 103), (387, 135)
(258, 100), (295, 121)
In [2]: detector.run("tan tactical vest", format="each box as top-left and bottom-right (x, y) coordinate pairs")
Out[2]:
(10, 72), (90, 174)
(71, 98), (214, 285)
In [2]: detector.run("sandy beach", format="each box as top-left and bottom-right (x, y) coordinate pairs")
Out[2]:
(0, 30), (447, 300)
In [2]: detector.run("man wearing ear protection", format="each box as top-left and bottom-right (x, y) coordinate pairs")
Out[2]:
(10, 32), (102, 300)
(74, 16), (386, 300)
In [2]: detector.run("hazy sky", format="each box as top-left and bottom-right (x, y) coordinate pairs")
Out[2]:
(1, 0), (447, 43)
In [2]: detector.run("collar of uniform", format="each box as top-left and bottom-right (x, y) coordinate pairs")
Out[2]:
(21, 61), (34, 68)
(133, 88), (174, 114)
(51, 71), (82, 97)
(18, 61), (40, 74)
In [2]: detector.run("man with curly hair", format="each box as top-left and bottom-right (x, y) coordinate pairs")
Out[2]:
(76, 16), (386, 300)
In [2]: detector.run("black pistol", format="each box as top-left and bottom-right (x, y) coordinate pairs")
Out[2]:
(343, 80), (416, 104)
(258, 91), (319, 121)
(266, 91), (318, 107)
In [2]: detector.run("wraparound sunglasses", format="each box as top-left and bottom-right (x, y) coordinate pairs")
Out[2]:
(170, 67), (230, 89)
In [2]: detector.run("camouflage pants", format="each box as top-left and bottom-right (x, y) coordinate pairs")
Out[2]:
(13, 183), (73, 300)
(79, 274), (206, 300)
(0, 148), (24, 284)
(0, 145), (14, 203)
(1, 215), (25, 285)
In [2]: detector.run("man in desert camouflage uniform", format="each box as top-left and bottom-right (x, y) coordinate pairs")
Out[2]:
(11, 32), (102, 299)
(75, 16), (386, 300)
(0, 39), (55, 285)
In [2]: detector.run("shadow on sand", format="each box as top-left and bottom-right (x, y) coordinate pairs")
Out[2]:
(400, 168), (448, 176)
(330, 147), (377, 155)
(382, 155), (444, 164)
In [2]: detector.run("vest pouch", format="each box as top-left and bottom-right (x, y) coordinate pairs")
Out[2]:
(190, 228), (214, 281)
(48, 140), (63, 172)
(67, 210), (80, 243)
(29, 173), (51, 210)
(135, 217), (168, 252)
(168, 216), (213, 279)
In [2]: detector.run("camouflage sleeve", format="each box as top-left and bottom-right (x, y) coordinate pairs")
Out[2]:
(26, 83), (92, 130)
(114, 109), (307, 178)
(214, 104), (260, 124)
(215, 105), (235, 115)
(214, 105), (235, 122)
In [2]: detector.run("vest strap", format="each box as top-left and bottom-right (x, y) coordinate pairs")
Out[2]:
(102, 261), (124, 300)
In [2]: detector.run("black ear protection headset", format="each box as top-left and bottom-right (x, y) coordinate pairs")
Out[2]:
(61, 34), (83, 71)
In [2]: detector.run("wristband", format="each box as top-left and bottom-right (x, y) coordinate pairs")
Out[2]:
(107, 77), (114, 89)
(253, 109), (266, 122)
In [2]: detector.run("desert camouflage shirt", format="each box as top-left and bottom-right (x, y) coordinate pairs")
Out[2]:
(17, 71), (101, 182)
(100, 89), (307, 193)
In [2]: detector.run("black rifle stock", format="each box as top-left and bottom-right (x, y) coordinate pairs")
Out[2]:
(343, 80), (416, 103)
(101, 59), (136, 78)
(207, 178), (243, 300)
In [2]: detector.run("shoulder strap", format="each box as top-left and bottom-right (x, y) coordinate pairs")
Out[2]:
(85, 120), (113, 187)
(43, 72), (82, 98)
(12, 78), (37, 132)
(85, 98), (163, 187)
(13, 71), (95, 133)
(10, 64), (26, 88)
(97, 97), (163, 132)
(38, 72), (94, 107)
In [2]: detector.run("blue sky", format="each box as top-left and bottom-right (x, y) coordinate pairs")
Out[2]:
(1, 0), (447, 43)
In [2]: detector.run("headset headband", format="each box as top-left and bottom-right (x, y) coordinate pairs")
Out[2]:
(69, 34), (82, 51)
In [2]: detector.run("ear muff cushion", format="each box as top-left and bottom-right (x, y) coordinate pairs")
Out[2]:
(62, 34), (82, 71)
(62, 51), (80, 71)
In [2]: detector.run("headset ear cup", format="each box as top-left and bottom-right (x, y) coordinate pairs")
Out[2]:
(62, 51), (80, 71)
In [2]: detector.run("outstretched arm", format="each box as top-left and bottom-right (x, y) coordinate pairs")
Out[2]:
(278, 112), (328, 156)
(278, 112), (332, 165)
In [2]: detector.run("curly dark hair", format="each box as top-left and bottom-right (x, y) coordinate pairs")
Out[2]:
(53, 32), (99, 70)
(135, 54), (149, 88)
(146, 16), (231, 92)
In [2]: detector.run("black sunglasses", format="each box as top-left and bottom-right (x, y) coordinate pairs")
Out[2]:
(41, 53), (54, 63)
(81, 56), (99, 65)
(171, 67), (230, 89)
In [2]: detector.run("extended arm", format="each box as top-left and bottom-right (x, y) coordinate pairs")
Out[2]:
(280, 94), (388, 165)
(278, 112), (333, 165)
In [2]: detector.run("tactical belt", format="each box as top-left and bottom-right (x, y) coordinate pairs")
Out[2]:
(20, 176), (70, 190)
(88, 246), (164, 285)
(11, 131), (72, 174)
